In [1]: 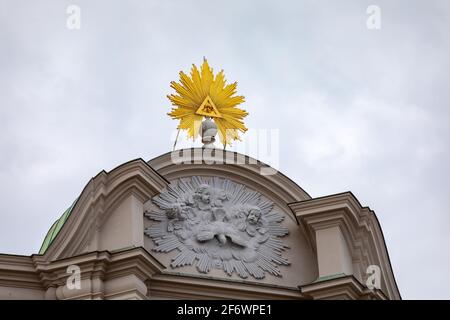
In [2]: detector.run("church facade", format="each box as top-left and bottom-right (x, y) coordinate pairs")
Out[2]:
(0, 149), (401, 300)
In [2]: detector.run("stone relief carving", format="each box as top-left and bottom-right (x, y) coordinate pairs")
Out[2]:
(144, 176), (289, 279)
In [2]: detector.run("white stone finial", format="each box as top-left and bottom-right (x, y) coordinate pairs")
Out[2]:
(201, 117), (217, 148)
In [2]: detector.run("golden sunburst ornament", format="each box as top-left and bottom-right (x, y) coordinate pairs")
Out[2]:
(167, 58), (248, 147)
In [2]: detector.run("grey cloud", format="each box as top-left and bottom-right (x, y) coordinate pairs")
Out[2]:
(0, 0), (449, 298)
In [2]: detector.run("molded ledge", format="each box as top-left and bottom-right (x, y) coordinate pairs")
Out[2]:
(289, 192), (401, 300)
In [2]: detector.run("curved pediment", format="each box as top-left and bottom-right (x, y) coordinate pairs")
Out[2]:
(20, 149), (400, 300)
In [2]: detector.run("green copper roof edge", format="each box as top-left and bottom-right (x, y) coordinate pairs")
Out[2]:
(37, 220), (59, 254)
(38, 199), (77, 255)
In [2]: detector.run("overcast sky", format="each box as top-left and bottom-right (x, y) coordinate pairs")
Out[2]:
(1, 0), (449, 299)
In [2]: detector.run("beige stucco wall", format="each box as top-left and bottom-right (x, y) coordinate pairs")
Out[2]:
(99, 194), (145, 251)
(0, 286), (44, 300)
(316, 226), (353, 277)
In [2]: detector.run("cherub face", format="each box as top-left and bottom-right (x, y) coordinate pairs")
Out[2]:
(167, 202), (183, 219)
(195, 185), (211, 204)
(247, 208), (261, 225)
(201, 190), (210, 203)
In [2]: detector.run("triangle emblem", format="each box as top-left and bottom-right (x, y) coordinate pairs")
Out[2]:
(195, 95), (222, 118)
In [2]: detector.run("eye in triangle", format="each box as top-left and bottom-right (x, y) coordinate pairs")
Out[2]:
(195, 95), (223, 118)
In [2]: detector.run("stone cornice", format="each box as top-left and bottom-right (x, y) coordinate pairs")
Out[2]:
(0, 254), (43, 290)
(34, 247), (164, 287)
(299, 275), (388, 300)
(289, 192), (371, 250)
(289, 192), (401, 300)
(149, 148), (311, 203)
(1, 248), (305, 299)
(148, 273), (305, 300)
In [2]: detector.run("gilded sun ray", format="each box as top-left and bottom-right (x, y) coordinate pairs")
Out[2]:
(167, 58), (248, 146)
